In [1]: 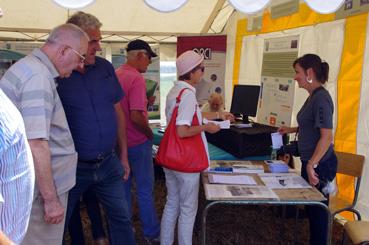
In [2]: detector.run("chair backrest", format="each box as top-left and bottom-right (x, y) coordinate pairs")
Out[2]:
(336, 151), (365, 177)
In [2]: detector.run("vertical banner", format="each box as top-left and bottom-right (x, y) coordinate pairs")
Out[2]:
(257, 36), (299, 127)
(177, 35), (227, 106)
(144, 45), (160, 120)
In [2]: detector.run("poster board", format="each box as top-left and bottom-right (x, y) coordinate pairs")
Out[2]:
(257, 36), (299, 127)
(177, 35), (227, 106)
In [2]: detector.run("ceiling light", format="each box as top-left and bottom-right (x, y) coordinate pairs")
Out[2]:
(228, 0), (271, 14)
(143, 0), (188, 13)
(304, 0), (345, 14)
(52, 0), (95, 9)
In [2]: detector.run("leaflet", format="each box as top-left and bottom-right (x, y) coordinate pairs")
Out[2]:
(203, 118), (230, 129)
(258, 173), (311, 189)
(208, 173), (257, 185)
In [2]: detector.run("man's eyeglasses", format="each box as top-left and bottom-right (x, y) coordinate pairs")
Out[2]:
(66, 45), (86, 64)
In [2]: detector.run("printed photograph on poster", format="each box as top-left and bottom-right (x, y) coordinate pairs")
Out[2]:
(345, 0), (353, 9)
(144, 45), (160, 120)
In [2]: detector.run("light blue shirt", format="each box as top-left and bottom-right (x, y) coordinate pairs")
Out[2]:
(0, 89), (35, 244)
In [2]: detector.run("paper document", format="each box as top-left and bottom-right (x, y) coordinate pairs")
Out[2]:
(204, 184), (279, 200)
(271, 132), (283, 149)
(203, 118), (230, 129)
(232, 123), (252, 128)
(232, 164), (264, 174)
(208, 174), (257, 185)
(258, 173), (312, 189)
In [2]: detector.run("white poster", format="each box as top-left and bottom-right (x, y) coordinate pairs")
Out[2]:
(257, 36), (299, 127)
(196, 51), (226, 105)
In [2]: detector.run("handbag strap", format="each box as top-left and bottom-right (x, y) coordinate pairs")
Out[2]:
(176, 88), (189, 104)
(172, 88), (200, 126)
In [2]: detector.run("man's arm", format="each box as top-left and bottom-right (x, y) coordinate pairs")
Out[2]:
(114, 103), (130, 181)
(27, 139), (64, 224)
(0, 231), (13, 245)
(130, 110), (153, 140)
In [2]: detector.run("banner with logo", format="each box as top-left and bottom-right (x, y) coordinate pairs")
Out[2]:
(177, 35), (227, 106)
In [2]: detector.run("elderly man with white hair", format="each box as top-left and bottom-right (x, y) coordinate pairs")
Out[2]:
(0, 23), (88, 245)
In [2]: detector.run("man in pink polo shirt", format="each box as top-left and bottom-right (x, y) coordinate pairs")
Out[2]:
(116, 39), (160, 244)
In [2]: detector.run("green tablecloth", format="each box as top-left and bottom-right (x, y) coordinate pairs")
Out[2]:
(153, 128), (268, 161)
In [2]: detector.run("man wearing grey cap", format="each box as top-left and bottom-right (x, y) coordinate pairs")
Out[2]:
(115, 39), (160, 244)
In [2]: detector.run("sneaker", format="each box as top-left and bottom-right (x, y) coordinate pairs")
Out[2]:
(144, 236), (160, 245)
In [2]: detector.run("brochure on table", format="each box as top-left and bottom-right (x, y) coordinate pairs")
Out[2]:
(258, 173), (312, 189)
(205, 184), (279, 200)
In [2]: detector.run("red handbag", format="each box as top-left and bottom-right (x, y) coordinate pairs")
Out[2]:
(155, 88), (209, 173)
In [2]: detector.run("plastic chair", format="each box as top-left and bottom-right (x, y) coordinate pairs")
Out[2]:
(329, 151), (365, 220)
(343, 221), (369, 244)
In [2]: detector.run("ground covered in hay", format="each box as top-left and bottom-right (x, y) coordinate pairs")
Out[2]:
(66, 168), (350, 245)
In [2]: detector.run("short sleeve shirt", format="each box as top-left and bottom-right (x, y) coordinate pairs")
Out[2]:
(297, 86), (334, 162)
(0, 89), (35, 244)
(0, 48), (77, 194)
(57, 57), (124, 160)
(165, 81), (210, 163)
(116, 64), (148, 148)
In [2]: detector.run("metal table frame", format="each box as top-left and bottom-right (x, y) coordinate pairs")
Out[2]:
(201, 199), (332, 245)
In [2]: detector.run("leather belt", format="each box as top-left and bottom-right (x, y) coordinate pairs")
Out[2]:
(78, 150), (114, 164)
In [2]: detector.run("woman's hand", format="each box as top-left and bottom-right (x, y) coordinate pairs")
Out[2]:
(205, 123), (220, 134)
(306, 163), (319, 186)
(278, 126), (296, 135)
(220, 112), (235, 122)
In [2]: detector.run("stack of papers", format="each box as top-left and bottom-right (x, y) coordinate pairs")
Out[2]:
(232, 164), (264, 174)
(208, 173), (257, 185)
(264, 160), (289, 173)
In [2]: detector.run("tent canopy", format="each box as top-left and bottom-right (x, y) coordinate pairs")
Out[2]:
(0, 0), (235, 43)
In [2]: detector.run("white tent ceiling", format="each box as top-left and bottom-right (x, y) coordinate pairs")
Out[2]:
(0, 0), (235, 43)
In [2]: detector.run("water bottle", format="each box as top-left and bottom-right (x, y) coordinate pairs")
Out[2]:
(271, 147), (277, 160)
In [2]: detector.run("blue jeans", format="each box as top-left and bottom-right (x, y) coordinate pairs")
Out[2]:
(68, 189), (107, 244)
(301, 151), (337, 245)
(65, 152), (135, 245)
(125, 140), (160, 239)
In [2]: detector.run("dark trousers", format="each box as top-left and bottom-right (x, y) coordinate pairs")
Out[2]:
(301, 152), (337, 245)
(64, 152), (135, 245)
(69, 189), (106, 244)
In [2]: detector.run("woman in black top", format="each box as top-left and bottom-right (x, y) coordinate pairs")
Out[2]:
(279, 54), (337, 245)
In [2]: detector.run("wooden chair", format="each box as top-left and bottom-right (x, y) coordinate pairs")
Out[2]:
(329, 151), (365, 220)
(343, 221), (369, 244)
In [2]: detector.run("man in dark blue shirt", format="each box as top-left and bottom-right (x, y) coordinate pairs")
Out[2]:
(57, 12), (135, 245)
